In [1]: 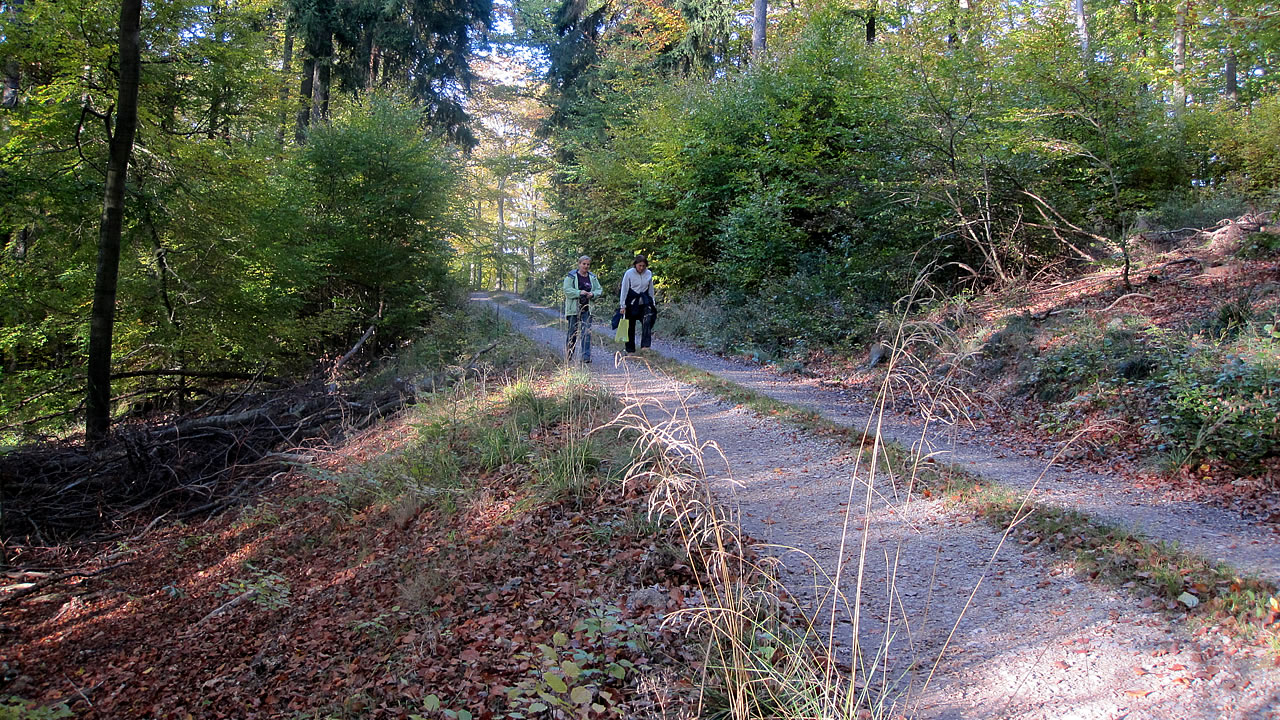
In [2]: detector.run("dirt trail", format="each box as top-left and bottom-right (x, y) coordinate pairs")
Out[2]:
(474, 292), (1280, 720)
(479, 293), (1279, 584)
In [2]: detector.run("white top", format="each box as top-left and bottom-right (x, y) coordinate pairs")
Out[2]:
(619, 267), (654, 307)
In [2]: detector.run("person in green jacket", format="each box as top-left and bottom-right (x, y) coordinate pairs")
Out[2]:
(563, 255), (602, 364)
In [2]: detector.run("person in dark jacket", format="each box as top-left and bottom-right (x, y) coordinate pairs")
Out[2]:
(618, 255), (655, 353)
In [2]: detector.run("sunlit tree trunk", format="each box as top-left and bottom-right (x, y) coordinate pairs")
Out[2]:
(313, 61), (330, 121)
(86, 0), (143, 446)
(277, 24), (294, 144)
(1172, 0), (1188, 114)
(752, 0), (767, 57)
(527, 216), (536, 292)
(2, 0), (24, 108)
(1225, 51), (1238, 103)
(1224, 8), (1238, 103)
(1072, 0), (1090, 58)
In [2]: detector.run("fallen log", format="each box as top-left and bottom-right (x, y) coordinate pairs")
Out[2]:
(333, 324), (377, 375)
(0, 561), (132, 606)
(158, 408), (269, 437)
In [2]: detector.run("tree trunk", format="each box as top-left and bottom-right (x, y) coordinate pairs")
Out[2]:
(866, 1), (876, 43)
(295, 55), (315, 142)
(1224, 7), (1238, 104)
(1172, 0), (1188, 114)
(85, 0), (144, 447)
(497, 179), (507, 251)
(277, 24), (294, 144)
(1071, 0), (1090, 58)
(313, 61), (330, 122)
(752, 0), (767, 57)
(2, 0), (23, 108)
(1225, 49), (1238, 103)
(1127, 0), (1149, 93)
(527, 217), (536, 292)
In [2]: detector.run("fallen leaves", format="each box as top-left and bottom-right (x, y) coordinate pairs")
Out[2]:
(1124, 688), (1154, 698)
(1, 378), (704, 718)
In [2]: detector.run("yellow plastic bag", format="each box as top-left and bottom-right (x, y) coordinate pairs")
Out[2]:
(615, 318), (631, 343)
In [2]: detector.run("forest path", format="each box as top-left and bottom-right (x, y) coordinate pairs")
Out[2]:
(477, 292), (1280, 584)
(473, 292), (1280, 720)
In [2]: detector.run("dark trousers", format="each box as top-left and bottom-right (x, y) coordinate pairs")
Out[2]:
(625, 306), (654, 353)
(567, 308), (591, 361)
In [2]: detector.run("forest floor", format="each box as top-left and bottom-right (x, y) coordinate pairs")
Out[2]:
(478, 289), (1280, 719)
(1, 317), (717, 719)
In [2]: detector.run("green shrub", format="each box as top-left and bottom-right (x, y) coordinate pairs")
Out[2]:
(1206, 294), (1256, 340)
(1028, 319), (1175, 401)
(1237, 231), (1280, 259)
(1161, 356), (1280, 466)
(1139, 190), (1251, 232)
(0, 698), (73, 720)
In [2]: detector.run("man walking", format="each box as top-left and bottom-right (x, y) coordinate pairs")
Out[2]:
(563, 255), (602, 364)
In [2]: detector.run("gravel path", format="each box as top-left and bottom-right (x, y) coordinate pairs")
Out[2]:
(474, 292), (1280, 720)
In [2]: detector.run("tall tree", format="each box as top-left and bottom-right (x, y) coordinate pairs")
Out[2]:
(278, 20), (295, 143)
(293, 0), (335, 141)
(85, 0), (143, 445)
(1172, 0), (1189, 113)
(1072, 0), (1090, 57)
(1223, 4), (1239, 103)
(1, 0), (22, 107)
(753, 0), (767, 57)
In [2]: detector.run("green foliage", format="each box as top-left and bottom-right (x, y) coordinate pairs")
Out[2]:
(0, 698), (73, 720)
(0, 0), (478, 438)
(295, 95), (462, 344)
(535, 0), (1270, 354)
(1204, 95), (1280, 197)
(1027, 318), (1174, 401)
(1162, 354), (1280, 467)
(502, 606), (642, 717)
(1023, 313), (1279, 468)
(219, 563), (293, 610)
(1237, 231), (1280, 260)
(1, 89), (464, 437)
(1140, 190), (1252, 233)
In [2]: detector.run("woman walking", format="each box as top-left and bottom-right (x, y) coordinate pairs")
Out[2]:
(563, 255), (601, 364)
(619, 255), (655, 353)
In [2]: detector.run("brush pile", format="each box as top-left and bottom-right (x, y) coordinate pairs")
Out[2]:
(0, 382), (415, 550)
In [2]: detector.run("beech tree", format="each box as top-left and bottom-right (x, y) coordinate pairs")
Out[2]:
(753, 0), (767, 56)
(84, 0), (143, 446)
